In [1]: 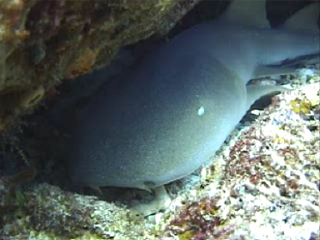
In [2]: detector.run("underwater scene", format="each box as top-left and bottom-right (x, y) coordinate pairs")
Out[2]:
(0, 0), (319, 239)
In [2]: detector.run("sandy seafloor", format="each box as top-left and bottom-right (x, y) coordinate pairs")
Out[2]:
(0, 65), (319, 240)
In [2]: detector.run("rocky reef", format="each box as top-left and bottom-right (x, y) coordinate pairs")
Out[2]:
(0, 1), (319, 239)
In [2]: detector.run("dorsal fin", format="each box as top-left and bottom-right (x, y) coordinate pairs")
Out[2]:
(281, 2), (319, 33)
(220, 0), (270, 28)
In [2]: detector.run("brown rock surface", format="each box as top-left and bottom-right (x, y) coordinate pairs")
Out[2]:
(0, 0), (200, 130)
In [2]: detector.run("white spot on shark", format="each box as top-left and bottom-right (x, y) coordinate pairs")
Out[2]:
(197, 106), (205, 116)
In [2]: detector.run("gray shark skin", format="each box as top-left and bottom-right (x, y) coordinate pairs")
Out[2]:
(68, 1), (319, 190)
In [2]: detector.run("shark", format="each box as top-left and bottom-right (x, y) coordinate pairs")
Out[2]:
(67, 0), (319, 191)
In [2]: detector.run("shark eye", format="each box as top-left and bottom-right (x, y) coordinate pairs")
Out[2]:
(197, 106), (205, 116)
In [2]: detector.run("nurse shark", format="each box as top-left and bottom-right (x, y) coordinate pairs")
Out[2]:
(67, 0), (319, 191)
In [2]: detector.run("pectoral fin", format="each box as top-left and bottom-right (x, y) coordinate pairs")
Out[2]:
(253, 65), (297, 78)
(246, 84), (288, 109)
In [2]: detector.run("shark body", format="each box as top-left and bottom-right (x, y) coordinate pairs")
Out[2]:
(68, 1), (319, 190)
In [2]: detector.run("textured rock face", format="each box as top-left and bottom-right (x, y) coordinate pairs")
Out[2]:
(0, 0), (200, 130)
